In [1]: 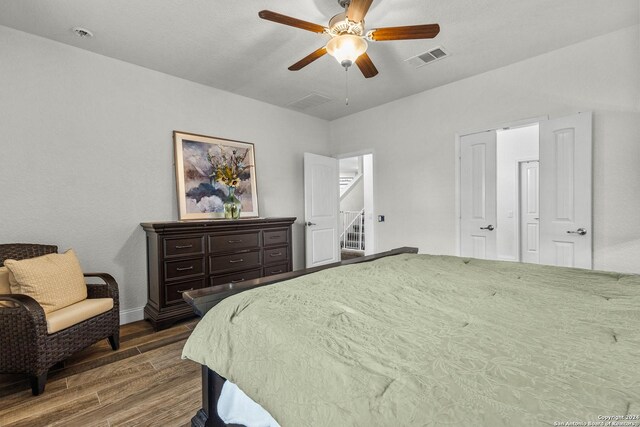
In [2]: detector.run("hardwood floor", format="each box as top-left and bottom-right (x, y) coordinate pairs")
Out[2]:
(0, 319), (201, 427)
(341, 250), (364, 260)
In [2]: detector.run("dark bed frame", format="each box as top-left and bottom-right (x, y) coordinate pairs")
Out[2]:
(183, 247), (418, 427)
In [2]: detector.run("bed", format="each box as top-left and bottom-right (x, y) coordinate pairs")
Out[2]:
(182, 248), (640, 427)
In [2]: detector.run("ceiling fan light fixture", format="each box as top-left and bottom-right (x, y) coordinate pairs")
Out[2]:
(326, 34), (368, 69)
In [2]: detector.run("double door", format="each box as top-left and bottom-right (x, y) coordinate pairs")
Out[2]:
(460, 112), (592, 268)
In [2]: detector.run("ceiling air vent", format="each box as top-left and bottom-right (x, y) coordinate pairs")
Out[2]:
(405, 46), (449, 68)
(287, 93), (332, 110)
(71, 27), (94, 38)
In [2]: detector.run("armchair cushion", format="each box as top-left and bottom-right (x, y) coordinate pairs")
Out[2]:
(45, 298), (114, 333)
(0, 266), (13, 307)
(4, 249), (87, 314)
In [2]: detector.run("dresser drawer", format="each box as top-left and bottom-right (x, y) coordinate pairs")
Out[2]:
(263, 228), (289, 247)
(263, 263), (288, 276)
(164, 257), (205, 281)
(165, 279), (205, 305)
(264, 246), (288, 265)
(163, 236), (204, 258)
(210, 268), (262, 287)
(210, 250), (261, 273)
(209, 231), (260, 253)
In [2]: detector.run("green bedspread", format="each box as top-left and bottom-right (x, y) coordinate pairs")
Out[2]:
(182, 254), (640, 426)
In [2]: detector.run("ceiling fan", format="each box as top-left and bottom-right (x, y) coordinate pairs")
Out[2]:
(258, 0), (440, 78)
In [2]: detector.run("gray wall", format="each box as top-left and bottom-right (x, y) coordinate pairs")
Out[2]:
(330, 25), (640, 274)
(0, 26), (330, 321)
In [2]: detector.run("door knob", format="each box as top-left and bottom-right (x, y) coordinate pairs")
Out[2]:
(567, 228), (587, 236)
(305, 222), (316, 226)
(480, 225), (494, 231)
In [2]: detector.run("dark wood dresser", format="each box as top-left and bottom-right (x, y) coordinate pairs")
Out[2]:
(141, 217), (296, 330)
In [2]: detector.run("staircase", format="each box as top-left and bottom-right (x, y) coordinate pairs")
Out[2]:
(340, 173), (362, 198)
(340, 176), (355, 194)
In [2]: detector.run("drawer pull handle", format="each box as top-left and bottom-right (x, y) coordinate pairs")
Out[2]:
(229, 259), (244, 263)
(231, 278), (245, 283)
(270, 252), (282, 257)
(269, 236), (281, 239)
(271, 270), (283, 274)
(177, 288), (194, 294)
(175, 244), (193, 249)
(228, 239), (243, 244)
(176, 266), (194, 271)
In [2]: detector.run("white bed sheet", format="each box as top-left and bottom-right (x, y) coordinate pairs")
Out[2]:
(218, 380), (280, 427)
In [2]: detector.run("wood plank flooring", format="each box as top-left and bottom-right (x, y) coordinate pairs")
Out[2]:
(0, 319), (201, 427)
(340, 250), (364, 260)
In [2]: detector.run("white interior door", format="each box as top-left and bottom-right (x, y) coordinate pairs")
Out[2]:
(519, 161), (540, 264)
(539, 112), (592, 268)
(304, 153), (340, 268)
(460, 131), (497, 259)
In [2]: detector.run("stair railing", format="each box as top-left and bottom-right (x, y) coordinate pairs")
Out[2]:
(340, 209), (365, 251)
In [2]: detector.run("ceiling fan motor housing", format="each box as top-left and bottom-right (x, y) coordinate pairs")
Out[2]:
(328, 12), (364, 36)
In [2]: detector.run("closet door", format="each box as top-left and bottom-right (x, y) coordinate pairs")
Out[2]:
(539, 112), (592, 268)
(519, 160), (540, 264)
(460, 131), (497, 260)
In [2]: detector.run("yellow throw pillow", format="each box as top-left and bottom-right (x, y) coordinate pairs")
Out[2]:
(0, 266), (13, 307)
(5, 249), (87, 314)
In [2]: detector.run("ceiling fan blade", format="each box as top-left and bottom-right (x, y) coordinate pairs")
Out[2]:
(346, 0), (374, 23)
(258, 10), (327, 34)
(369, 24), (440, 41)
(288, 46), (328, 71)
(355, 53), (378, 78)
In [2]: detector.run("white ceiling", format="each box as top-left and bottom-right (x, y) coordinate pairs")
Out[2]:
(0, 0), (637, 121)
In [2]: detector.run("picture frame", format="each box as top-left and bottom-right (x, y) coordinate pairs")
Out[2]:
(173, 131), (259, 220)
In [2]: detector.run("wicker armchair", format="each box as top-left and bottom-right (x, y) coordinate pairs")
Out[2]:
(0, 243), (120, 395)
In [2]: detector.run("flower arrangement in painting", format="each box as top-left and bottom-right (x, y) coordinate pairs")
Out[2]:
(207, 145), (253, 219)
(207, 146), (252, 189)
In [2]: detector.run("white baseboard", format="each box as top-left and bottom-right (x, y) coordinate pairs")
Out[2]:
(119, 306), (145, 325)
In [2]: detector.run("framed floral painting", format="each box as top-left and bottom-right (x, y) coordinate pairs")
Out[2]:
(173, 131), (259, 220)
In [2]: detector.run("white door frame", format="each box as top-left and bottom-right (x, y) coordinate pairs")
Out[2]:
(455, 116), (547, 255)
(334, 149), (376, 255)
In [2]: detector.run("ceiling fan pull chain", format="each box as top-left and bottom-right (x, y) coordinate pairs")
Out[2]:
(345, 67), (349, 106)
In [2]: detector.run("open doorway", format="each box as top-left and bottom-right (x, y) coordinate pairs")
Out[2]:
(339, 153), (374, 260)
(459, 123), (540, 263)
(496, 124), (539, 263)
